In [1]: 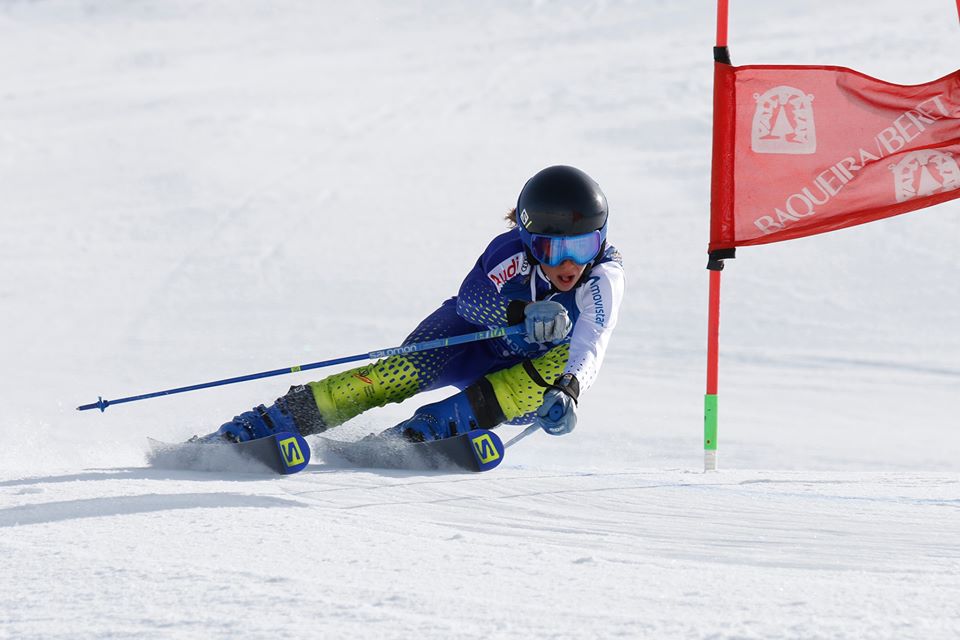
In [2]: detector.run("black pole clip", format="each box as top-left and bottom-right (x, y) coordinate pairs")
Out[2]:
(707, 248), (736, 271)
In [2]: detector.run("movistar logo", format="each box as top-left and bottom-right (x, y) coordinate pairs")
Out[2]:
(584, 276), (605, 326)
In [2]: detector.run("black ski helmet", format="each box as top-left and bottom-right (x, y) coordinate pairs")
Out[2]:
(516, 165), (608, 264)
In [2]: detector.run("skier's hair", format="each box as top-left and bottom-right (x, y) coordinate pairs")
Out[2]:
(505, 207), (517, 228)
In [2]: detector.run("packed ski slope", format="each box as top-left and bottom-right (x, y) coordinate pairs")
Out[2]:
(1, 1), (958, 638)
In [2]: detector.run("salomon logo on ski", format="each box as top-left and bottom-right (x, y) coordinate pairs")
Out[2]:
(279, 437), (305, 467)
(471, 433), (500, 464)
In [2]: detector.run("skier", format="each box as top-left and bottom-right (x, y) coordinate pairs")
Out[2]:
(209, 165), (624, 444)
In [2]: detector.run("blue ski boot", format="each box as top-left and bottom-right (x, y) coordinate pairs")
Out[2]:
(382, 381), (506, 442)
(215, 402), (296, 443)
(203, 385), (328, 443)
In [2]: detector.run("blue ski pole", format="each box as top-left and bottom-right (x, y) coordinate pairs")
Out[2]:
(502, 400), (567, 448)
(504, 424), (540, 448)
(77, 325), (526, 413)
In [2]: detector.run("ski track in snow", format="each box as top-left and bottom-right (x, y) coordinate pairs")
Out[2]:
(1, 0), (959, 638)
(1, 468), (958, 638)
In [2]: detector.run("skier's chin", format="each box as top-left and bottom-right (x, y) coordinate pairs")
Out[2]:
(541, 261), (586, 291)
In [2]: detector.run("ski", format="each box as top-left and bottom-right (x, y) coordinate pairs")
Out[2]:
(147, 431), (311, 475)
(315, 429), (505, 473)
(146, 428), (504, 475)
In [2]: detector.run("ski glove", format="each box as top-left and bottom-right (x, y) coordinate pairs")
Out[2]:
(524, 300), (572, 344)
(535, 374), (579, 436)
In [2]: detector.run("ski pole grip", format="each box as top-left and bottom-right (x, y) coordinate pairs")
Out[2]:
(548, 403), (565, 421)
(77, 396), (110, 412)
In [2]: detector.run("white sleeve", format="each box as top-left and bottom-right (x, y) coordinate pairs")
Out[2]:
(563, 261), (625, 393)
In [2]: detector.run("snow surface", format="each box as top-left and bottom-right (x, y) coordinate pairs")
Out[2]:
(1, 1), (959, 638)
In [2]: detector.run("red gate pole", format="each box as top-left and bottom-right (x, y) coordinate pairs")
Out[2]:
(716, 0), (729, 46)
(704, 269), (722, 471)
(705, 0), (732, 471)
(704, 247), (734, 471)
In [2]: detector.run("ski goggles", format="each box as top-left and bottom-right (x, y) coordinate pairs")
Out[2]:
(527, 229), (604, 267)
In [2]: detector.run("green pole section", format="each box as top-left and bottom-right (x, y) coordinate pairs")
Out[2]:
(704, 394), (718, 450)
(704, 393), (718, 471)
(704, 265), (724, 471)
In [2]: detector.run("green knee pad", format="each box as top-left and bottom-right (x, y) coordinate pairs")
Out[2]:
(308, 356), (421, 427)
(485, 345), (570, 420)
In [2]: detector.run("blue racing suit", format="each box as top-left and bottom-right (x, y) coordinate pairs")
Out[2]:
(301, 227), (625, 430)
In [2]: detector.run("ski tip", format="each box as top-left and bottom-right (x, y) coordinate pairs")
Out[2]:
(463, 429), (505, 472)
(271, 432), (311, 474)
